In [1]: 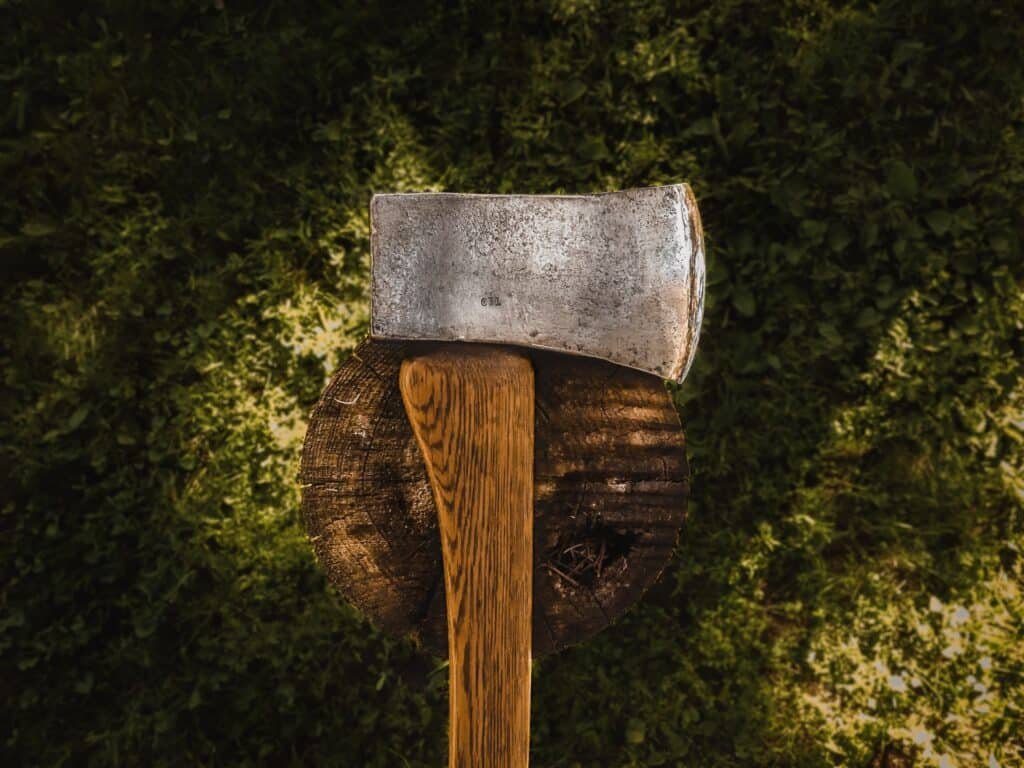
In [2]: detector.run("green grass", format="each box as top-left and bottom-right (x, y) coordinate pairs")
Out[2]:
(2, 1), (1023, 765)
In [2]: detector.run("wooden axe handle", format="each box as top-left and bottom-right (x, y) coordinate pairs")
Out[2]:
(400, 346), (533, 768)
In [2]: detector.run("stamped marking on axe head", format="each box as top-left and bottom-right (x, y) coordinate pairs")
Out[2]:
(371, 184), (705, 382)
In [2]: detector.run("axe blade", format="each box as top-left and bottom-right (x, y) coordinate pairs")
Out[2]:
(370, 184), (705, 382)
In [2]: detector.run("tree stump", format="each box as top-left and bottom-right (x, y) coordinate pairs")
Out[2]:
(300, 338), (689, 657)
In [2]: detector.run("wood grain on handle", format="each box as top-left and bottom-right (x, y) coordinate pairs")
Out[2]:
(399, 346), (534, 768)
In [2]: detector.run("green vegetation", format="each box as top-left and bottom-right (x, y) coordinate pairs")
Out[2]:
(3, 1), (1022, 765)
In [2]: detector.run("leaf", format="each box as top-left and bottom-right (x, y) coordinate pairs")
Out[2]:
(686, 118), (715, 136)
(314, 121), (344, 142)
(800, 220), (828, 244)
(784, 245), (807, 265)
(560, 79), (586, 105)
(953, 252), (977, 275)
(828, 225), (853, 252)
(818, 322), (842, 346)
(21, 217), (58, 237)
(989, 233), (1010, 254)
(855, 307), (882, 328)
(625, 718), (646, 744)
(861, 219), (879, 248)
(66, 405), (90, 430)
(732, 286), (757, 317)
(727, 118), (758, 148)
(706, 259), (730, 286)
(924, 210), (952, 235)
(577, 135), (609, 161)
(74, 673), (94, 694)
(892, 41), (925, 67)
(887, 161), (918, 200)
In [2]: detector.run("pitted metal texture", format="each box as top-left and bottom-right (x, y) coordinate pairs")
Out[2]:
(370, 184), (705, 382)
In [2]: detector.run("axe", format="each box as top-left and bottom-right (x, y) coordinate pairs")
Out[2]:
(302, 184), (704, 767)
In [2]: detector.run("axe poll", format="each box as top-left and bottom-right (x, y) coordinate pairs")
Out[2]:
(308, 184), (705, 768)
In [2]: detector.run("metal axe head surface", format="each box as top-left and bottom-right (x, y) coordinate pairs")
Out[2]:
(370, 184), (705, 382)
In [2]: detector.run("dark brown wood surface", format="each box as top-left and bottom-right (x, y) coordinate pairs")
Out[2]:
(401, 347), (533, 768)
(300, 337), (689, 657)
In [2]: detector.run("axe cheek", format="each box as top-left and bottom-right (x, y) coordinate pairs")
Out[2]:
(370, 183), (705, 383)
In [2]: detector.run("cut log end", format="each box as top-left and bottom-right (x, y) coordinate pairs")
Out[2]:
(300, 338), (689, 657)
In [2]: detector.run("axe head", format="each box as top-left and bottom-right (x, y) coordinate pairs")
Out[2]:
(370, 184), (705, 382)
